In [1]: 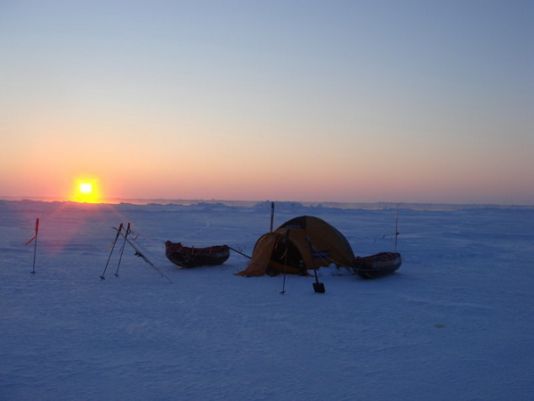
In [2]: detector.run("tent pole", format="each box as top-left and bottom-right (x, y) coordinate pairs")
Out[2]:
(280, 229), (289, 294)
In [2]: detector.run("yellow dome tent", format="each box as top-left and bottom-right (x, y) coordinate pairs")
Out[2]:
(237, 216), (355, 277)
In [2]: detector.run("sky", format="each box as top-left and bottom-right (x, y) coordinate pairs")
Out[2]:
(1, 0), (532, 204)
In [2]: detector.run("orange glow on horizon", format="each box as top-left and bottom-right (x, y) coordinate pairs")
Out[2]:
(70, 177), (102, 203)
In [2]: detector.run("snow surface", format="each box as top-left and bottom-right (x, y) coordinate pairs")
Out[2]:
(1, 200), (533, 401)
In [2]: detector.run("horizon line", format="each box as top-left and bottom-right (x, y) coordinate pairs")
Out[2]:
(1, 195), (533, 209)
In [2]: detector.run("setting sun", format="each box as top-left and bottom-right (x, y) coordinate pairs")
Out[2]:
(80, 182), (92, 194)
(71, 177), (102, 203)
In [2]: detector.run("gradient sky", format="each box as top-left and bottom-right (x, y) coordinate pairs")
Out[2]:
(1, 0), (532, 204)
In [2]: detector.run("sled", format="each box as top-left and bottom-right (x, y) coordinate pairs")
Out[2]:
(165, 241), (230, 268)
(352, 252), (401, 278)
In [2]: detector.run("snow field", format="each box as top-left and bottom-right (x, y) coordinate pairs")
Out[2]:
(1, 200), (533, 401)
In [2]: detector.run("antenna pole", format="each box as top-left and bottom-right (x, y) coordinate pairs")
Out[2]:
(394, 206), (400, 251)
(270, 201), (275, 232)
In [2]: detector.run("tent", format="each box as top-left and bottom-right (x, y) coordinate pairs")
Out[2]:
(237, 216), (355, 277)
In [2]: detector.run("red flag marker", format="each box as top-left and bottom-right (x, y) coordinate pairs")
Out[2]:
(25, 218), (39, 274)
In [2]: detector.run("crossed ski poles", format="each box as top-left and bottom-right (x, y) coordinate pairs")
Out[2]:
(100, 222), (130, 280)
(100, 222), (172, 283)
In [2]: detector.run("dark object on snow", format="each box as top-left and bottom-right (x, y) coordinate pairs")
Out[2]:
(352, 252), (401, 278)
(165, 241), (230, 268)
(313, 282), (326, 293)
(313, 269), (326, 293)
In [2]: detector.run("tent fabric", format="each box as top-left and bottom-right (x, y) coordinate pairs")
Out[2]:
(237, 216), (355, 277)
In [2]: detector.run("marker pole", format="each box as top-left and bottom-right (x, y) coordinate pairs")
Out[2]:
(31, 218), (39, 274)
(270, 202), (275, 232)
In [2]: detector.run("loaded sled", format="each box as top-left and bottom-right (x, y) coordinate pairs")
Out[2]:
(352, 252), (402, 278)
(165, 241), (230, 268)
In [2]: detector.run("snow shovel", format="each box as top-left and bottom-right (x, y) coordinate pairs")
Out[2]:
(313, 269), (325, 294)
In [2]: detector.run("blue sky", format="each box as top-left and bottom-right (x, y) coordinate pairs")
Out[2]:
(1, 0), (532, 203)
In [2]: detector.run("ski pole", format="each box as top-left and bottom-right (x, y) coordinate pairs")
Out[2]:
(100, 223), (123, 280)
(114, 222), (131, 277)
(30, 218), (39, 274)
(121, 233), (173, 283)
